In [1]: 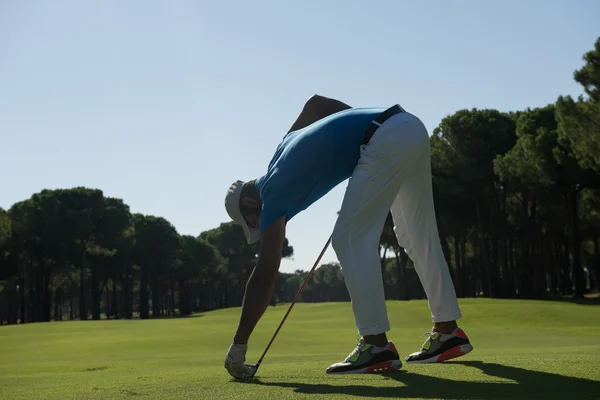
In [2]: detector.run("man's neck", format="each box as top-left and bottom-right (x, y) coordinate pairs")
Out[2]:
(288, 95), (352, 133)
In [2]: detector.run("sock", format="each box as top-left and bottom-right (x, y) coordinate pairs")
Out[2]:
(360, 336), (389, 349)
(439, 327), (460, 340)
(432, 326), (459, 335)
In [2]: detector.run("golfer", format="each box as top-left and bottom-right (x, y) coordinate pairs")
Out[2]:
(223, 95), (473, 378)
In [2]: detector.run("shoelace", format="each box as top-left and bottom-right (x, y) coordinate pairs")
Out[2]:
(420, 332), (435, 350)
(420, 330), (455, 350)
(345, 340), (368, 361)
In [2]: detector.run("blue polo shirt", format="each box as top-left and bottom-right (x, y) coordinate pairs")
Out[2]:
(255, 107), (385, 235)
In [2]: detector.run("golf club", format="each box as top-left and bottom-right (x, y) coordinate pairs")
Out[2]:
(245, 234), (332, 378)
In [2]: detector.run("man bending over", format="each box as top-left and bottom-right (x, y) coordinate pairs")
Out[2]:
(223, 95), (473, 378)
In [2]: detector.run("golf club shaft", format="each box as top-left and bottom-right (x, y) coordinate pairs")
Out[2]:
(254, 235), (332, 367)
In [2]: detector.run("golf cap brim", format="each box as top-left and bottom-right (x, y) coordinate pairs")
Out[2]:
(224, 180), (260, 244)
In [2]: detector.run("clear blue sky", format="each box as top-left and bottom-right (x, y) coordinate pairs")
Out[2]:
(1, 1), (598, 273)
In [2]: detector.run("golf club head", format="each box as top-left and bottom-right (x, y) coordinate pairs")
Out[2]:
(236, 363), (258, 380)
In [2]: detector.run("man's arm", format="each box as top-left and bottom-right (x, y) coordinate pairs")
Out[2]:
(232, 216), (287, 344)
(287, 94), (352, 133)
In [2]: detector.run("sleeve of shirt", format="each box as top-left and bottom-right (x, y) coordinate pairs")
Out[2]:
(258, 202), (288, 236)
(257, 178), (289, 236)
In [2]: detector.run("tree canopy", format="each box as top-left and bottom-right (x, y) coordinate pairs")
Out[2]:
(1, 37), (599, 325)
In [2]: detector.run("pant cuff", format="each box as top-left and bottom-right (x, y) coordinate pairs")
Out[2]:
(357, 323), (391, 336)
(431, 310), (463, 323)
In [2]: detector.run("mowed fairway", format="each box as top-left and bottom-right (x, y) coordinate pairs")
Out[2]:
(1, 299), (599, 400)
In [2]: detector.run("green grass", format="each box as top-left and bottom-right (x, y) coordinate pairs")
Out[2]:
(1, 299), (600, 399)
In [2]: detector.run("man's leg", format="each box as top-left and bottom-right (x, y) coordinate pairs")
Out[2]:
(326, 111), (426, 374)
(388, 120), (473, 363)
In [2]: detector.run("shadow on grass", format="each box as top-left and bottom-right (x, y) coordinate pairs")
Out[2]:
(146, 313), (205, 320)
(241, 361), (600, 400)
(64, 313), (205, 322)
(556, 293), (600, 306)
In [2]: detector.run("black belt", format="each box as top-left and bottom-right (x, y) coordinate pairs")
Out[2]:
(362, 104), (405, 146)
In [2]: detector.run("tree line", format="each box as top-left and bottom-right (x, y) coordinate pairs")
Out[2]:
(1, 37), (599, 326)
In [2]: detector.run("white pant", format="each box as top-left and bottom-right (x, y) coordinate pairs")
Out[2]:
(331, 109), (462, 336)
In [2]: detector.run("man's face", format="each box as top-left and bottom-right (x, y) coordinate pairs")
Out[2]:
(240, 195), (260, 229)
(244, 213), (259, 229)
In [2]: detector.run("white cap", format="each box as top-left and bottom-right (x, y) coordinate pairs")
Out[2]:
(224, 180), (260, 244)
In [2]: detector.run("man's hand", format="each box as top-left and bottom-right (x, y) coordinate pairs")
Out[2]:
(224, 343), (257, 379)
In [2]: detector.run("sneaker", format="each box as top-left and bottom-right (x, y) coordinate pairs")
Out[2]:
(405, 327), (473, 363)
(326, 338), (402, 374)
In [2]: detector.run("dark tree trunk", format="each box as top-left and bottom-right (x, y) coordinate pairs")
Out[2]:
(380, 245), (389, 298)
(10, 282), (18, 325)
(508, 233), (514, 290)
(561, 236), (572, 295)
(53, 289), (61, 321)
(594, 235), (600, 291)
(460, 237), (472, 296)
(123, 276), (133, 319)
(531, 200), (545, 298)
(220, 282), (227, 309)
(36, 270), (42, 322)
(531, 217), (547, 299)
(504, 232), (515, 298)
(35, 268), (42, 322)
(488, 187), (500, 297)
(56, 293), (62, 321)
(42, 271), (52, 322)
(519, 198), (528, 298)
(111, 280), (119, 319)
(179, 279), (191, 315)
(151, 272), (161, 317)
(453, 235), (463, 297)
(20, 264), (27, 324)
(91, 265), (101, 320)
(380, 245), (389, 273)
(439, 233), (455, 283)
(501, 185), (510, 296)
(540, 234), (552, 298)
(28, 268), (35, 322)
(169, 281), (175, 315)
(140, 269), (149, 319)
(0, 289), (5, 325)
(551, 236), (560, 296)
(104, 280), (111, 319)
(79, 249), (88, 320)
(394, 247), (408, 300)
(566, 189), (585, 297)
(520, 197), (536, 298)
(476, 198), (492, 297)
